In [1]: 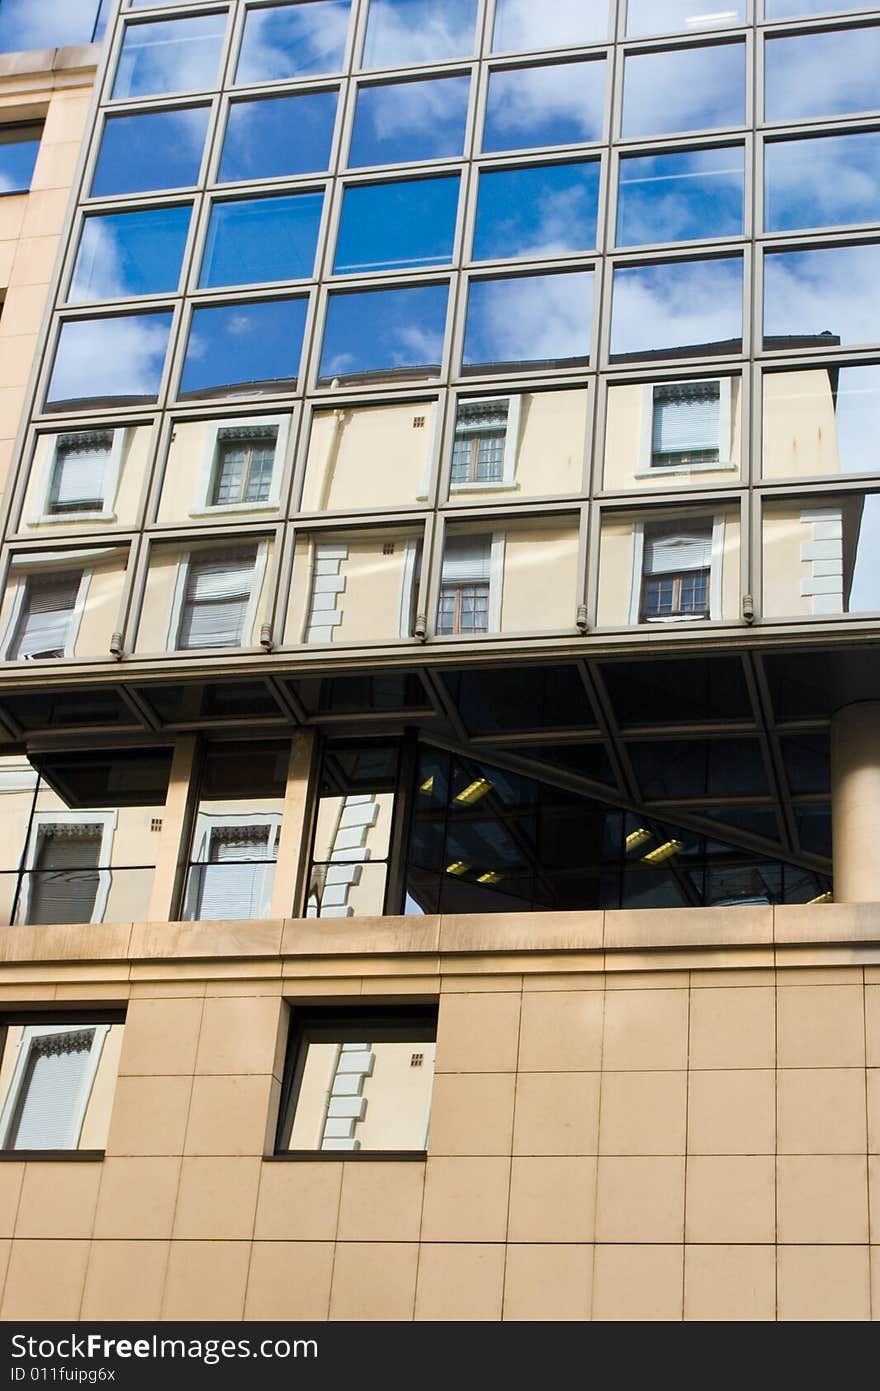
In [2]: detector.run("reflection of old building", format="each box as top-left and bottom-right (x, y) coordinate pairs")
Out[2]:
(3, 0), (880, 1327)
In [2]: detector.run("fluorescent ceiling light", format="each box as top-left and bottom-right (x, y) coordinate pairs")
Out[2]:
(454, 778), (493, 806)
(625, 827), (653, 853)
(446, 861), (470, 876)
(477, 871), (504, 885)
(642, 839), (684, 865)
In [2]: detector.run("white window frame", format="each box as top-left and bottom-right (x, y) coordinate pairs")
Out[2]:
(33, 428), (127, 525)
(437, 531), (505, 635)
(15, 809), (118, 926)
(0, 555), (95, 662)
(185, 810), (282, 921)
(627, 515), (726, 625)
(0, 1022), (110, 1151)
(165, 538), (269, 653)
(636, 379), (735, 478)
(191, 416), (289, 516)
(398, 537), (421, 638)
(448, 395), (522, 495)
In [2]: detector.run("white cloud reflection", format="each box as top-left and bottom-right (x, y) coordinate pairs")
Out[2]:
(48, 315), (171, 405)
(362, 0), (477, 68)
(765, 25), (880, 122)
(236, 1), (351, 84)
(485, 60), (606, 148)
(492, 0), (608, 52)
(622, 43), (744, 138)
(464, 272), (593, 367)
(611, 258), (742, 358)
(764, 245), (880, 349)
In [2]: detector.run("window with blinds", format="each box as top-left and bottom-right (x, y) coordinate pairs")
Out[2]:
(25, 823), (102, 925)
(187, 823), (278, 921)
(641, 521), (713, 621)
(211, 426), (278, 506)
(451, 400), (509, 485)
(438, 536), (492, 635)
(651, 381), (722, 469)
(4, 1026), (98, 1150)
(9, 571), (81, 660)
(48, 431), (113, 514)
(176, 545), (258, 650)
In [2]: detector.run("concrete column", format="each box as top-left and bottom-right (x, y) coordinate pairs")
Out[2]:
(270, 728), (317, 918)
(831, 702), (880, 902)
(147, 735), (198, 921)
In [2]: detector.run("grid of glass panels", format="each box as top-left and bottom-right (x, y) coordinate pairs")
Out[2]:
(3, 0), (880, 667)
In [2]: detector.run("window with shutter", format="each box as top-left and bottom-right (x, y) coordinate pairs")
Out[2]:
(651, 381), (722, 469)
(451, 400), (509, 485)
(5, 1027), (97, 1149)
(176, 545), (258, 650)
(211, 426), (278, 506)
(25, 823), (102, 925)
(48, 431), (113, 514)
(9, 571), (81, 660)
(641, 520), (713, 621)
(437, 536), (492, 635)
(186, 822), (278, 921)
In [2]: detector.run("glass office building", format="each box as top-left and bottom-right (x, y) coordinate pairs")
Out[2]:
(6, 0), (880, 924)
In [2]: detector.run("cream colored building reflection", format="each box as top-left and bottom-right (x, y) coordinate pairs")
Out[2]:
(0, 547), (129, 662)
(155, 413), (291, 524)
(597, 506), (741, 627)
(0, 1020), (123, 1151)
(302, 401), (437, 511)
(137, 537), (274, 654)
(447, 388), (588, 500)
(288, 525), (422, 645)
(308, 784), (395, 917)
(288, 1040), (435, 1151)
(17, 425), (152, 535)
(439, 516), (580, 636)
(604, 375), (742, 491)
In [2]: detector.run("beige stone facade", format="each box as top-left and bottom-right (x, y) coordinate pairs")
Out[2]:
(1, 906), (880, 1321)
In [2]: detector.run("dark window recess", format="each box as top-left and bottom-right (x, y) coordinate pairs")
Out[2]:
(0, 688), (135, 732)
(290, 673), (430, 716)
(28, 748), (173, 809)
(442, 665), (596, 735)
(135, 680), (283, 725)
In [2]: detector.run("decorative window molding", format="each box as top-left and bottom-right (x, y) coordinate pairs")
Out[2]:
(165, 540), (268, 652)
(15, 809), (117, 926)
(628, 515), (725, 625)
(449, 395), (521, 494)
(0, 1022), (110, 1151)
(192, 415), (288, 516)
(184, 810), (281, 921)
(305, 540), (348, 644)
(32, 428), (127, 525)
(1, 563), (92, 662)
(799, 506), (844, 615)
(637, 379), (735, 478)
(437, 532), (505, 635)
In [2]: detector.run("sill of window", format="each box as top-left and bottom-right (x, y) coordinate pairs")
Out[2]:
(632, 463), (737, 480)
(0, 1149), (105, 1162)
(449, 482), (517, 494)
(188, 504), (279, 518)
(264, 1150), (427, 1163)
(31, 513), (117, 526)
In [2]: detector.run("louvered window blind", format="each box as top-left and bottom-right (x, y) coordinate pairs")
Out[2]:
(193, 825), (276, 921)
(11, 572), (81, 659)
(7, 1027), (95, 1149)
(48, 431), (112, 513)
(177, 546), (257, 649)
(643, 526), (713, 575)
(651, 382), (721, 468)
(26, 824), (102, 925)
(440, 537), (492, 583)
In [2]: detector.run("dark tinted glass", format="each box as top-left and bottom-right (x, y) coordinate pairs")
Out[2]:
(199, 193), (323, 287)
(442, 665), (595, 734)
(334, 176), (459, 274)
(764, 245), (880, 351)
(112, 14), (227, 99)
(69, 205), (192, 302)
(483, 60), (605, 152)
(473, 162), (600, 260)
(0, 0), (103, 49)
(626, 0), (745, 32)
(46, 312), (173, 410)
(180, 298), (308, 398)
(611, 257), (743, 362)
(629, 738), (769, 799)
(622, 42), (745, 138)
(0, 124), (41, 196)
(319, 284), (448, 384)
(617, 146), (744, 247)
(362, 0), (477, 68)
(136, 681), (282, 724)
(349, 75), (470, 167)
(236, 1), (351, 83)
(765, 26), (880, 123)
(90, 107), (210, 197)
(765, 131), (880, 233)
(463, 271), (593, 372)
(219, 91), (337, 183)
(492, 0), (609, 51)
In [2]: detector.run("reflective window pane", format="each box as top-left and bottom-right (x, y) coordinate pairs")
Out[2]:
(622, 43), (745, 139)
(348, 75), (470, 168)
(473, 162), (600, 261)
(447, 389), (589, 500)
(319, 284), (448, 385)
(492, 0), (609, 52)
(762, 365), (880, 479)
(302, 400), (438, 510)
(46, 313), (172, 411)
(180, 298), (307, 399)
(0, 0), (103, 50)
(483, 60), (605, 152)
(604, 376), (743, 490)
(763, 492), (880, 617)
(611, 257), (743, 362)
(598, 506), (741, 626)
(334, 176), (459, 274)
(439, 518), (580, 636)
(463, 271), (593, 373)
(199, 193), (323, 288)
(765, 27), (880, 124)
(69, 205), (192, 303)
(156, 414), (289, 523)
(764, 244), (880, 352)
(0, 124), (41, 196)
(362, 0), (478, 68)
(288, 524), (425, 643)
(219, 91), (337, 183)
(112, 14), (227, 100)
(617, 146), (744, 248)
(765, 131), (880, 234)
(626, 0), (746, 33)
(765, 0), (879, 19)
(90, 107), (210, 198)
(236, 1), (351, 84)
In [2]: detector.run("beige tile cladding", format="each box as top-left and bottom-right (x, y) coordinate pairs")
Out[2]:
(7, 922), (880, 1318)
